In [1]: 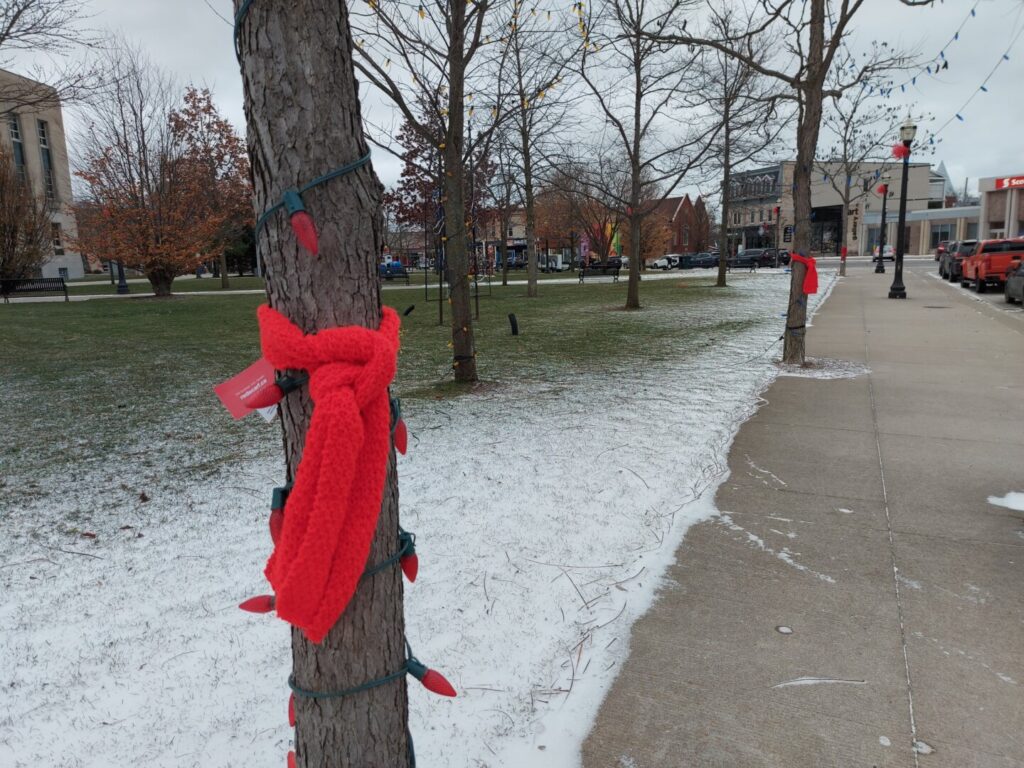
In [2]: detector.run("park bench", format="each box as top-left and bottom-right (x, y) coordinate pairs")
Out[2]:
(578, 264), (620, 283)
(1, 277), (69, 303)
(379, 265), (411, 285)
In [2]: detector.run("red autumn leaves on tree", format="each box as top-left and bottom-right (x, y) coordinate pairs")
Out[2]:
(75, 87), (250, 296)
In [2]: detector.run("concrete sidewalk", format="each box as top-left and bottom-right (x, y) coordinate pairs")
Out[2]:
(583, 266), (1024, 767)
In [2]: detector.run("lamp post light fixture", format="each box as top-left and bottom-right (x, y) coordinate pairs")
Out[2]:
(875, 174), (891, 274)
(888, 116), (916, 299)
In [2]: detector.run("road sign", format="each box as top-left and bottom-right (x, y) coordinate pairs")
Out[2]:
(783, 225), (793, 243)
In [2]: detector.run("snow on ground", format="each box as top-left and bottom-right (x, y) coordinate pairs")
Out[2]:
(987, 491), (1024, 512)
(0, 271), (835, 767)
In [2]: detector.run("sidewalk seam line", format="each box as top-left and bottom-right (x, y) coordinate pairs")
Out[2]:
(861, 281), (920, 767)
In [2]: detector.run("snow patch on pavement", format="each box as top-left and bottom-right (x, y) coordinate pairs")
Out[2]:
(771, 676), (866, 689)
(987, 491), (1024, 512)
(719, 514), (836, 584)
(777, 357), (870, 380)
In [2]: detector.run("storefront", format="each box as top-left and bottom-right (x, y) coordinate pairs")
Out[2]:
(978, 174), (1024, 239)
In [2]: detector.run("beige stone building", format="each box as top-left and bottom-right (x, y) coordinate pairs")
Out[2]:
(0, 68), (82, 279)
(728, 160), (934, 257)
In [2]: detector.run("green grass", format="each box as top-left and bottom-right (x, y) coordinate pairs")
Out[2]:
(65, 268), (601, 295)
(0, 277), (730, 496)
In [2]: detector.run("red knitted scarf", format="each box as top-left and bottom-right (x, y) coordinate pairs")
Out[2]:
(257, 304), (400, 643)
(789, 253), (818, 294)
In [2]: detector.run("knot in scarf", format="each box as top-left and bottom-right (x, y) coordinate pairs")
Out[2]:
(256, 304), (400, 643)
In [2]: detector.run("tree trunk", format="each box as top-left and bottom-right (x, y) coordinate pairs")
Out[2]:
(235, 2), (409, 765)
(522, 139), (539, 298)
(147, 268), (174, 297)
(717, 109), (731, 288)
(500, 213), (511, 286)
(838, 196), (848, 277)
(220, 251), (230, 289)
(782, 0), (826, 366)
(444, 13), (478, 383)
(626, 211), (641, 310)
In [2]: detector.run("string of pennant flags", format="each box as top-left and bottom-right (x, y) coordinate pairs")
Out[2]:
(869, 1), (982, 98)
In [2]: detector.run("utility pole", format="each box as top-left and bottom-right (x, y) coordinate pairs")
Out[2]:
(234, 1), (409, 764)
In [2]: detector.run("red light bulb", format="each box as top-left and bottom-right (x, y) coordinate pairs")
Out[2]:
(394, 418), (408, 455)
(420, 669), (457, 697)
(288, 693), (295, 727)
(400, 552), (419, 583)
(239, 595), (276, 613)
(241, 382), (284, 410)
(290, 211), (319, 256)
(269, 508), (284, 545)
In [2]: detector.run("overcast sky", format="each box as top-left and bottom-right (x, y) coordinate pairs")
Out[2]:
(26, 0), (1024, 195)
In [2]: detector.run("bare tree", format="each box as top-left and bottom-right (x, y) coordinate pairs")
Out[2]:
(234, 0), (410, 764)
(487, 127), (521, 286)
(814, 52), (921, 270)
(504, 4), (579, 297)
(575, 0), (719, 309)
(701, 6), (785, 288)
(0, 148), (52, 279)
(651, 0), (918, 363)
(0, 0), (102, 114)
(352, 0), (513, 383)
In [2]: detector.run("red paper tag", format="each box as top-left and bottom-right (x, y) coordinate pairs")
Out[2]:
(214, 358), (276, 419)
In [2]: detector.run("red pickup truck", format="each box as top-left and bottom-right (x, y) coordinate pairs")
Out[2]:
(961, 239), (1024, 293)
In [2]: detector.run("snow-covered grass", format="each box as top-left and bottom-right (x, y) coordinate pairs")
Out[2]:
(0, 271), (835, 767)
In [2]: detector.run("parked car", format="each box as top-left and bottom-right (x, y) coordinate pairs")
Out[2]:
(729, 250), (762, 269)
(961, 239), (1024, 292)
(1005, 261), (1024, 304)
(378, 260), (408, 280)
(934, 240), (949, 261)
(691, 252), (720, 268)
(651, 254), (679, 270)
(939, 239), (977, 282)
(873, 244), (895, 261)
(675, 254), (696, 269)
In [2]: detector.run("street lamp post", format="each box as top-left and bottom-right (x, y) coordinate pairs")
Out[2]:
(116, 261), (130, 295)
(888, 116), (916, 299)
(875, 175), (890, 274)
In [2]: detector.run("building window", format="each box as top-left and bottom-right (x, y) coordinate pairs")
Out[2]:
(8, 115), (27, 183)
(929, 223), (952, 249)
(58, 267), (69, 280)
(749, 210), (755, 223)
(759, 209), (764, 222)
(52, 223), (65, 255)
(507, 226), (513, 237)
(38, 120), (56, 200)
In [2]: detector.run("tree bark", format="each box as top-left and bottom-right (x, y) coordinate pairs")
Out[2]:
(443, 0), (478, 383)
(716, 103), (731, 288)
(782, 0), (826, 366)
(522, 130), (539, 298)
(500, 212), (511, 286)
(147, 268), (174, 297)
(235, 2), (409, 765)
(220, 251), (230, 289)
(626, 211), (641, 310)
